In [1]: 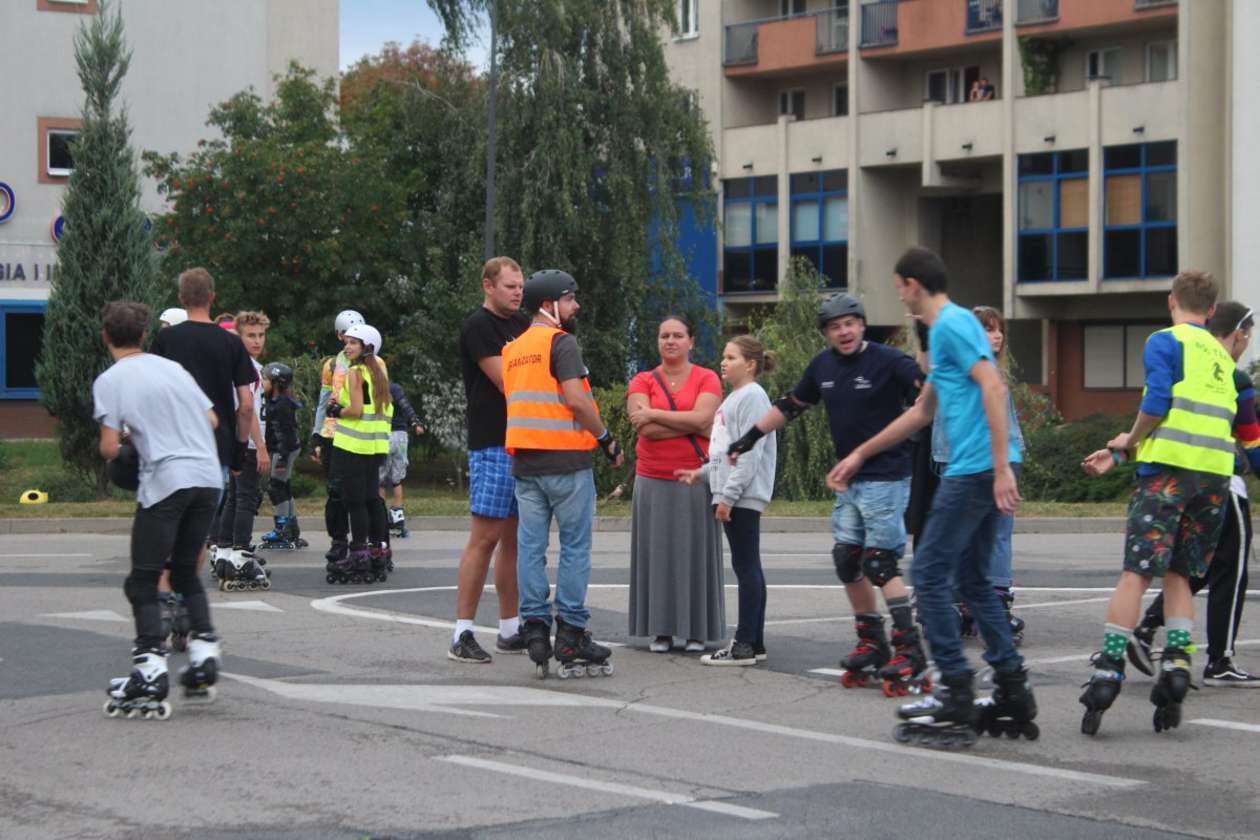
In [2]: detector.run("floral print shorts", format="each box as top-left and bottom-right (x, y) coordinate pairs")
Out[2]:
(1123, 468), (1229, 579)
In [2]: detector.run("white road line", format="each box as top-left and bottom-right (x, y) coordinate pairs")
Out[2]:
(6, 553), (92, 558)
(213, 600), (284, 613)
(1189, 719), (1260, 734)
(437, 755), (778, 820)
(808, 668), (845, 678)
(39, 609), (128, 622)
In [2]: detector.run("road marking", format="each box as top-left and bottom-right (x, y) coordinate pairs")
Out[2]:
(213, 600), (284, 613)
(809, 668), (845, 678)
(40, 609), (127, 622)
(437, 755), (778, 821)
(1189, 719), (1260, 734)
(7, 553), (92, 558)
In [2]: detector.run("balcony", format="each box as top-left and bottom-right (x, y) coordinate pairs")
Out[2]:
(723, 9), (849, 77)
(1100, 79), (1179, 145)
(1014, 89), (1090, 153)
(860, 0), (898, 48)
(1015, 0), (1058, 23)
(932, 99), (1003, 161)
(966, 0), (1003, 34)
(858, 107), (923, 167)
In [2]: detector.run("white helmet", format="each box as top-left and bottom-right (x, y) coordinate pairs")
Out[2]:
(344, 323), (382, 356)
(334, 309), (365, 334)
(159, 307), (187, 326)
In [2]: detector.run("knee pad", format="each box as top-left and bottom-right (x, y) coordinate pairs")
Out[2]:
(862, 547), (902, 587)
(832, 543), (864, 583)
(123, 568), (163, 606)
(267, 478), (291, 507)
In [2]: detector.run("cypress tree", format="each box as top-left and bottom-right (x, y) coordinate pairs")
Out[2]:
(36, 0), (161, 492)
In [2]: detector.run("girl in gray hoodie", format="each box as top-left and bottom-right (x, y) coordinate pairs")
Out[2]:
(676, 336), (778, 665)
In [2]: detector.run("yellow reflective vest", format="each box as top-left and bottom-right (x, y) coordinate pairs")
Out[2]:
(1136, 322), (1237, 476)
(333, 361), (393, 456)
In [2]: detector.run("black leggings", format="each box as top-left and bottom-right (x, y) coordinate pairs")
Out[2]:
(722, 506), (767, 647)
(321, 438), (349, 542)
(332, 449), (388, 547)
(127, 487), (219, 649)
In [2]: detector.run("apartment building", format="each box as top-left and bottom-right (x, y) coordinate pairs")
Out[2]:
(666, 0), (1251, 420)
(0, 0), (339, 437)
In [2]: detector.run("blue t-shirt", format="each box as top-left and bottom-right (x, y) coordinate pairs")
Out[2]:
(928, 303), (1022, 477)
(792, 341), (923, 481)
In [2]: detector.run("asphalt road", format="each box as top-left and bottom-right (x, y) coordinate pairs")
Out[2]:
(1, 527), (1258, 839)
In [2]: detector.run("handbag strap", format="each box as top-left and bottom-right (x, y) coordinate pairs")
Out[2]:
(651, 368), (707, 463)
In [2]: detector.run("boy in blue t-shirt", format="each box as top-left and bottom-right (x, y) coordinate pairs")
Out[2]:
(828, 247), (1035, 744)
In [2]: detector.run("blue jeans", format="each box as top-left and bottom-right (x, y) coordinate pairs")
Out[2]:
(989, 463), (1022, 589)
(911, 471), (1022, 679)
(831, 477), (911, 553)
(515, 469), (596, 628)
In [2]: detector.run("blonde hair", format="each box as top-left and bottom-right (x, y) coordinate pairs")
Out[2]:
(482, 256), (522, 286)
(235, 310), (270, 330)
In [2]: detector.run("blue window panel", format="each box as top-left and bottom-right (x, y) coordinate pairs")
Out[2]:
(0, 301), (47, 400)
(723, 175), (781, 293)
(1103, 141), (1178, 280)
(788, 169), (847, 288)
(1017, 149), (1088, 283)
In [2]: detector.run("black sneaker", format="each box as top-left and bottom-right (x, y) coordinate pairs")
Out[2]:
(701, 641), (757, 667)
(1203, 657), (1260, 687)
(496, 632), (527, 655)
(448, 630), (491, 664)
(1126, 625), (1156, 677)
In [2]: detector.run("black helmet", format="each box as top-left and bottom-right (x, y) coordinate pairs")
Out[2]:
(107, 441), (140, 492)
(817, 293), (866, 329)
(523, 269), (578, 313)
(263, 362), (294, 389)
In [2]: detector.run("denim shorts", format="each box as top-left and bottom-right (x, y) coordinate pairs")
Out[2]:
(468, 446), (519, 519)
(831, 477), (911, 553)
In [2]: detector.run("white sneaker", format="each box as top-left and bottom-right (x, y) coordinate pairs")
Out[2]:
(684, 639), (705, 653)
(649, 636), (671, 653)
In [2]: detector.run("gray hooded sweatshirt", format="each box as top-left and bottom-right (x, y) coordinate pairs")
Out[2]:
(700, 381), (777, 512)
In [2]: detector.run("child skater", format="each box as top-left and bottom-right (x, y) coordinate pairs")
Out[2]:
(259, 362), (307, 551)
(676, 336), (778, 665)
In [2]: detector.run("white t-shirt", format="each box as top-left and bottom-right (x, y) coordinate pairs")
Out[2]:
(93, 354), (223, 508)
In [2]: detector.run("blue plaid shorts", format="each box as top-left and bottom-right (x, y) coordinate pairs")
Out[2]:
(468, 446), (518, 519)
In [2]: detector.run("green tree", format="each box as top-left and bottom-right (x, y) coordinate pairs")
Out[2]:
(37, 0), (161, 492)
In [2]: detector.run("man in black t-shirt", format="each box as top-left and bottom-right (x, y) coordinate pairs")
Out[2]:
(727, 293), (929, 692)
(150, 268), (256, 578)
(448, 257), (531, 664)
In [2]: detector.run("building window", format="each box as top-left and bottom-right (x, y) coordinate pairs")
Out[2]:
(1146, 41), (1177, 82)
(36, 0), (97, 13)
(781, 0), (807, 15)
(37, 117), (83, 184)
(925, 65), (979, 104)
(723, 176), (779, 293)
(789, 170), (848, 288)
(1086, 47), (1121, 85)
(778, 89), (806, 121)
(676, 0), (698, 38)
(1017, 150), (1088, 282)
(1104, 141), (1177, 279)
(1082, 323), (1161, 389)
(0, 303), (46, 399)
(833, 83), (849, 117)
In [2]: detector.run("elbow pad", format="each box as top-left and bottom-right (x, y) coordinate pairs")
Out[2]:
(773, 395), (807, 422)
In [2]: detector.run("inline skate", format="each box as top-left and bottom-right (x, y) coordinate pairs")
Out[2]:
(217, 547), (271, 591)
(974, 667), (1039, 740)
(523, 618), (553, 679)
(259, 515), (308, 551)
(877, 626), (931, 696)
(554, 618), (614, 679)
(997, 589), (1025, 646)
(370, 544), (391, 581)
(179, 633), (221, 704)
(160, 592), (191, 653)
(389, 506), (409, 539)
(325, 544), (376, 584)
(1150, 646), (1195, 733)
(324, 539), (348, 565)
(839, 615), (890, 688)
(1079, 652), (1125, 736)
(103, 647), (171, 720)
(893, 671), (978, 748)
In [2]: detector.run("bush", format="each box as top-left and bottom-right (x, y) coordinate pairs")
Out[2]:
(289, 471), (319, 499)
(592, 383), (636, 499)
(1021, 413), (1136, 502)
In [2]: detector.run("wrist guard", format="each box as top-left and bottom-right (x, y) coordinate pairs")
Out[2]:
(773, 394), (807, 422)
(727, 426), (766, 457)
(326, 401), (343, 418)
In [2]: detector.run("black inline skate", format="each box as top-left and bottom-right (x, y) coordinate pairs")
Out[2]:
(260, 515), (308, 551)
(179, 633), (221, 704)
(893, 671), (978, 748)
(523, 618), (553, 679)
(389, 506), (409, 539)
(326, 544), (375, 584)
(160, 592), (191, 653)
(1079, 652), (1125, 736)
(370, 545), (391, 581)
(218, 547), (271, 591)
(839, 615), (890, 688)
(104, 647), (171, 720)
(1150, 646), (1196, 733)
(554, 618), (614, 679)
(997, 589), (1025, 646)
(324, 539), (348, 565)
(1126, 621), (1157, 676)
(877, 626), (931, 697)
(974, 667), (1039, 740)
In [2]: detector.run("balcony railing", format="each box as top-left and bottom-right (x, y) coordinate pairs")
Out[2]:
(860, 0), (898, 48)
(723, 9), (850, 67)
(1135, 0), (1176, 8)
(1016, 0), (1058, 23)
(966, 0), (1003, 33)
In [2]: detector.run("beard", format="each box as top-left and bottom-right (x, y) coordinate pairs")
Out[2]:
(560, 316), (578, 334)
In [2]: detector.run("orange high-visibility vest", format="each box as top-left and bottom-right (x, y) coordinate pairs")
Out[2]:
(502, 324), (599, 455)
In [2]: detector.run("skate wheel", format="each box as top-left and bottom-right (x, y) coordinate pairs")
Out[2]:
(893, 723), (912, 744)
(1022, 722), (1040, 741)
(103, 700), (121, 717)
(126, 708), (141, 719)
(1004, 728), (1019, 739)
(1081, 710), (1101, 736)
(261, 579), (272, 591)
(601, 663), (614, 676)
(535, 663), (548, 679)
(841, 671), (865, 689)
(325, 574), (336, 584)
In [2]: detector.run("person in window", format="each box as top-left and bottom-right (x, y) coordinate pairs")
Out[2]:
(978, 78), (996, 101)
(968, 80), (984, 102)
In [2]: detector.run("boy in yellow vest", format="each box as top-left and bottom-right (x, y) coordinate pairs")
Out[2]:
(502, 270), (624, 679)
(1080, 270), (1238, 735)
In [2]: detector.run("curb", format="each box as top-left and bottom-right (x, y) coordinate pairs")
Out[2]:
(0, 515), (1127, 536)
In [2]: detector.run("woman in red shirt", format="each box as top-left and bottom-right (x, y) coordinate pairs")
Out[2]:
(627, 316), (724, 652)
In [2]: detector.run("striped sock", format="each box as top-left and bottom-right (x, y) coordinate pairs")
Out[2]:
(1166, 617), (1192, 651)
(1102, 623), (1132, 660)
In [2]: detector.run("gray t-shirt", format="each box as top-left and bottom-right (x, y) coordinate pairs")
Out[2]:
(93, 354), (224, 509)
(512, 332), (595, 477)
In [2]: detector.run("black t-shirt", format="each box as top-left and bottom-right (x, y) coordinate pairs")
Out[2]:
(459, 307), (530, 450)
(792, 341), (924, 481)
(263, 394), (301, 456)
(151, 321), (256, 466)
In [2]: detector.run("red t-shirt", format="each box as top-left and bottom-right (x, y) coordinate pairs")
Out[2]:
(627, 366), (722, 480)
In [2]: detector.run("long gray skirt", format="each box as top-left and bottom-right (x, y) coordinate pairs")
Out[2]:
(628, 475), (726, 642)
